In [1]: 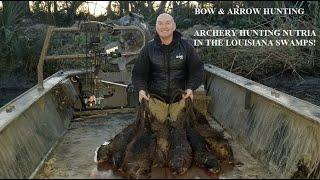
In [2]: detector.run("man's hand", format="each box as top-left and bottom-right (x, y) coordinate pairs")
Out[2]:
(182, 89), (193, 100)
(139, 90), (150, 103)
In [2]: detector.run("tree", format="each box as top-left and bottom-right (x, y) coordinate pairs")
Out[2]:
(2, 1), (31, 18)
(156, 1), (167, 15)
(147, 1), (155, 14)
(119, 1), (129, 16)
(66, 1), (85, 22)
(107, 1), (113, 15)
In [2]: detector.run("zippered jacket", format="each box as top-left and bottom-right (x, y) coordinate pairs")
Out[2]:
(132, 31), (204, 103)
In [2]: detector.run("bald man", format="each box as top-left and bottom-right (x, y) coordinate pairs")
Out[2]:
(132, 13), (204, 103)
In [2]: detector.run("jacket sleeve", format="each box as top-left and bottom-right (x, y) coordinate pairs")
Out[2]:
(185, 43), (204, 90)
(132, 46), (150, 92)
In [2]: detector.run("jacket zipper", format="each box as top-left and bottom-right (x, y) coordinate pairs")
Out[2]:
(168, 53), (171, 101)
(164, 52), (170, 100)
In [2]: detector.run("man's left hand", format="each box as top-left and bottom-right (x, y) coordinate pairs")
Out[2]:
(182, 89), (193, 100)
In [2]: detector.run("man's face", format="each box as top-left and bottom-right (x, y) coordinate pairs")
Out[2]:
(156, 14), (176, 40)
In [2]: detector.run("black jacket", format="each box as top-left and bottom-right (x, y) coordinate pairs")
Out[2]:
(132, 31), (204, 103)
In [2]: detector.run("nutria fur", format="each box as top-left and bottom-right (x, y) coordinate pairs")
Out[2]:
(121, 105), (156, 179)
(121, 126), (156, 179)
(97, 98), (235, 178)
(168, 108), (192, 175)
(186, 126), (220, 173)
(150, 118), (171, 168)
(96, 122), (137, 168)
(191, 111), (234, 164)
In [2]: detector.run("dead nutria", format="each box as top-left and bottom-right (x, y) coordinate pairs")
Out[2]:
(191, 108), (234, 164)
(121, 127), (156, 179)
(150, 119), (171, 168)
(192, 122), (234, 164)
(168, 108), (192, 175)
(121, 107), (156, 179)
(96, 122), (137, 169)
(186, 126), (220, 173)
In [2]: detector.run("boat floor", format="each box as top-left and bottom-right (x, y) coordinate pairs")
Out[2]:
(34, 112), (278, 179)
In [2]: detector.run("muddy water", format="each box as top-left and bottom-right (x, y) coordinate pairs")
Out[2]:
(35, 113), (278, 179)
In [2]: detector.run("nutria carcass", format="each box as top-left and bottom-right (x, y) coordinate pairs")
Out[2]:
(121, 105), (156, 179)
(96, 102), (146, 170)
(150, 119), (171, 168)
(97, 98), (235, 178)
(192, 108), (234, 164)
(168, 108), (193, 175)
(186, 125), (220, 173)
(184, 100), (221, 173)
(96, 122), (137, 169)
(121, 127), (156, 179)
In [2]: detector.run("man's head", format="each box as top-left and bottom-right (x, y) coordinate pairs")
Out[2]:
(156, 13), (176, 41)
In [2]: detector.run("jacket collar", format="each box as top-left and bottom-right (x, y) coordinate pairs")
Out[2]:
(154, 30), (182, 48)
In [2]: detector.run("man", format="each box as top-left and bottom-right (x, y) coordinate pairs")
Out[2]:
(132, 13), (204, 103)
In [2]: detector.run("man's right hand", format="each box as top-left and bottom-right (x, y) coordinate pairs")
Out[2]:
(139, 90), (150, 103)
